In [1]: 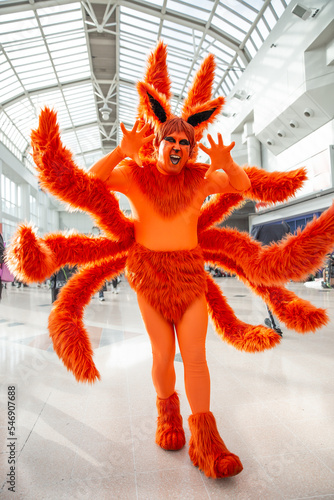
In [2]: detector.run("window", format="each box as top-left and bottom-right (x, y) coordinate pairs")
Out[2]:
(29, 194), (38, 226)
(1, 174), (21, 218)
(1, 218), (17, 246)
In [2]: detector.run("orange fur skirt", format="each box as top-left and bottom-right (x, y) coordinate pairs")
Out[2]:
(126, 243), (207, 323)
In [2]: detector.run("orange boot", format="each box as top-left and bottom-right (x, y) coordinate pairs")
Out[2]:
(156, 392), (186, 451)
(188, 411), (243, 478)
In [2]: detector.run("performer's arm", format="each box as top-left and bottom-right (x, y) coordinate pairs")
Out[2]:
(89, 121), (155, 188)
(89, 147), (125, 183)
(199, 134), (251, 194)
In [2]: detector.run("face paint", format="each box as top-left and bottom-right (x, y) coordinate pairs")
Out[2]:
(157, 131), (190, 175)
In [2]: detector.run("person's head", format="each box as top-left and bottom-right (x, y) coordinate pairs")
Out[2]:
(154, 117), (195, 175)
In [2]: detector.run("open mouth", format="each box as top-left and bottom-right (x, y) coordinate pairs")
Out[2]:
(170, 155), (181, 165)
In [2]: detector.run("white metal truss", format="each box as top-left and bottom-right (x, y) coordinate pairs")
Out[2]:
(0, 0), (291, 172)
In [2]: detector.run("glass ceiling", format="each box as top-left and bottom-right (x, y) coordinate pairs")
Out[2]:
(0, 0), (291, 173)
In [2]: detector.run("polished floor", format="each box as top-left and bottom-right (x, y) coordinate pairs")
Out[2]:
(1, 277), (334, 500)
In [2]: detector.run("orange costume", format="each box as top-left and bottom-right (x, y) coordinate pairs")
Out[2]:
(6, 42), (334, 479)
(89, 116), (250, 476)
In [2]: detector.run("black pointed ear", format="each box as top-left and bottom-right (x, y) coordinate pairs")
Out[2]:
(147, 93), (167, 123)
(187, 108), (217, 128)
(137, 81), (172, 129)
(181, 96), (225, 141)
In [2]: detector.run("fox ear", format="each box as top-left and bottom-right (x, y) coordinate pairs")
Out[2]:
(147, 92), (168, 123)
(187, 108), (218, 128)
(182, 54), (216, 112)
(143, 41), (171, 100)
(137, 81), (172, 130)
(136, 41), (171, 157)
(183, 96), (225, 140)
(182, 53), (225, 140)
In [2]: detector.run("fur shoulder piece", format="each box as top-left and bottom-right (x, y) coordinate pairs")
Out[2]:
(126, 159), (207, 217)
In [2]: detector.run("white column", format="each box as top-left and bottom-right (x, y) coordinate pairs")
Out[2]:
(38, 190), (48, 233)
(247, 134), (262, 167)
(20, 184), (31, 222)
(243, 122), (262, 167)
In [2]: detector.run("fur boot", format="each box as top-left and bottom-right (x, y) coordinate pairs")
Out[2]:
(188, 411), (243, 478)
(156, 392), (186, 451)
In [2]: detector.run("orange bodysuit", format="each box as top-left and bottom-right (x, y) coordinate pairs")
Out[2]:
(92, 153), (244, 251)
(90, 154), (248, 413)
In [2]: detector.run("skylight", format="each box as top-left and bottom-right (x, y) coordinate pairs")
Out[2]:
(0, 0), (291, 172)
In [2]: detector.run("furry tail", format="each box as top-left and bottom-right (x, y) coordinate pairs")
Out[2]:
(198, 193), (244, 232)
(5, 223), (56, 283)
(200, 204), (334, 286)
(198, 167), (307, 233)
(44, 232), (130, 267)
(258, 284), (329, 333)
(244, 166), (307, 203)
(31, 107), (134, 243)
(253, 202), (334, 285)
(204, 251), (329, 334)
(205, 273), (281, 352)
(5, 224), (130, 283)
(49, 255), (127, 383)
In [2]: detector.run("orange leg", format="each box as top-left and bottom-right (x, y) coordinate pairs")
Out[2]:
(137, 292), (176, 398)
(138, 293), (211, 413)
(174, 294), (242, 478)
(137, 293), (186, 450)
(188, 412), (243, 478)
(138, 291), (242, 477)
(175, 294), (210, 414)
(156, 392), (186, 451)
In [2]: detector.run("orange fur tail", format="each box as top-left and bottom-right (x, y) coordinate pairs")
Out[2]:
(31, 107), (134, 243)
(198, 193), (244, 232)
(5, 223), (56, 283)
(198, 167), (307, 233)
(6, 226), (130, 284)
(258, 285), (329, 333)
(205, 274), (281, 352)
(201, 204), (334, 286)
(204, 250), (329, 334)
(49, 255), (127, 382)
(244, 166), (307, 203)
(43, 233), (130, 267)
(251, 202), (334, 284)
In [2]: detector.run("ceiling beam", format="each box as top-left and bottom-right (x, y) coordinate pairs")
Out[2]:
(0, 78), (93, 108)
(0, 0), (249, 65)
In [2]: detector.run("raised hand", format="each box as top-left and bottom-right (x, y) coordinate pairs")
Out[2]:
(199, 133), (235, 179)
(119, 121), (155, 167)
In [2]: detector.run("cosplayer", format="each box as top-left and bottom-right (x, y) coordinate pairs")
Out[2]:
(89, 116), (250, 478)
(6, 42), (334, 479)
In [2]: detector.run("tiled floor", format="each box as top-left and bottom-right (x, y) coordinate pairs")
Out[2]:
(1, 277), (334, 499)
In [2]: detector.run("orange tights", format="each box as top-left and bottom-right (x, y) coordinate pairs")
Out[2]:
(137, 293), (210, 414)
